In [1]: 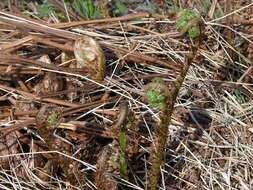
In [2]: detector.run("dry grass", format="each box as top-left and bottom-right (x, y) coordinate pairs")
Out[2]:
(0, 0), (253, 189)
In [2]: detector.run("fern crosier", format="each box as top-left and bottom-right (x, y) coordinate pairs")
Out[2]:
(176, 9), (201, 39)
(144, 78), (169, 110)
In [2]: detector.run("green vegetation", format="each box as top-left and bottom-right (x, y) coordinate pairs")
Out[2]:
(176, 9), (201, 39)
(36, 3), (53, 18)
(119, 111), (134, 180)
(147, 14), (203, 189)
(47, 111), (60, 126)
(145, 90), (166, 110)
(71, 0), (100, 19)
(234, 89), (246, 104)
(110, 1), (128, 17)
(1, 1), (252, 190)
(187, 26), (200, 39)
(119, 125), (128, 180)
(144, 78), (168, 110)
(24, 0), (163, 20)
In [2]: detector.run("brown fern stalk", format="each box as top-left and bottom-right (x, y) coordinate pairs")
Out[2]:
(147, 43), (200, 190)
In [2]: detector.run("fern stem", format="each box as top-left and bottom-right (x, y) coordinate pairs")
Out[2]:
(147, 45), (199, 190)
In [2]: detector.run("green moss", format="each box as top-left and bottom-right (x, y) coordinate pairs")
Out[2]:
(176, 9), (201, 39)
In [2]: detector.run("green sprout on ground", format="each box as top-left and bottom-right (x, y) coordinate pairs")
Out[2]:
(144, 78), (169, 110)
(119, 126), (128, 180)
(234, 89), (246, 104)
(176, 9), (201, 39)
(119, 109), (134, 180)
(47, 111), (59, 126)
(36, 3), (53, 18)
(70, 0), (100, 19)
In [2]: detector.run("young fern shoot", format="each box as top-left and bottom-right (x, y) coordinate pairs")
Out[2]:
(146, 10), (204, 190)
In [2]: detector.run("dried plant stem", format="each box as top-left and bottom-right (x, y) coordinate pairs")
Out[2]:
(50, 12), (151, 29)
(147, 45), (199, 190)
(224, 0), (235, 61)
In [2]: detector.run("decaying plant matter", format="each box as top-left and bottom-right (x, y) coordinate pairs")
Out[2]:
(0, 1), (253, 190)
(74, 35), (105, 82)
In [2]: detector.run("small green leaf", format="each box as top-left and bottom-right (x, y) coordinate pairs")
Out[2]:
(72, 0), (100, 19)
(234, 89), (245, 104)
(146, 90), (166, 110)
(188, 26), (200, 39)
(47, 112), (59, 125)
(144, 78), (169, 110)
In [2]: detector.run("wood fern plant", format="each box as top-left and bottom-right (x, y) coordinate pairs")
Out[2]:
(146, 9), (204, 190)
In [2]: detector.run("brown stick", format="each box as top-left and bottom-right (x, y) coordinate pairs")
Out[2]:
(49, 12), (152, 29)
(224, 0), (235, 61)
(0, 83), (80, 107)
(0, 12), (180, 70)
(0, 11), (79, 40)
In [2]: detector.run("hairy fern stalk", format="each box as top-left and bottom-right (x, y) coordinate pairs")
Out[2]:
(147, 10), (203, 190)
